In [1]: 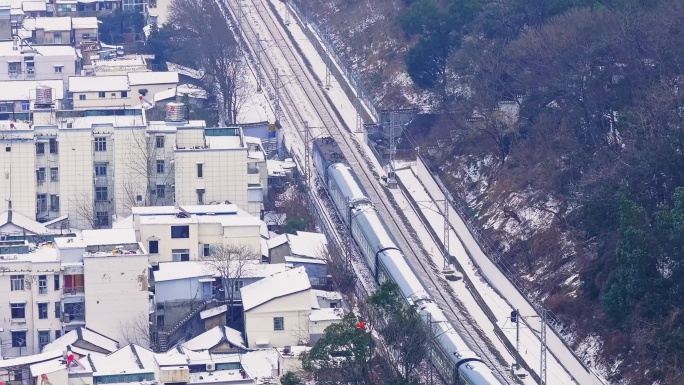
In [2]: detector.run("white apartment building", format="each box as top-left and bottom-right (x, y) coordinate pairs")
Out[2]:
(0, 40), (78, 83)
(0, 229), (149, 357)
(0, 79), (64, 116)
(128, 204), (263, 266)
(69, 72), (179, 110)
(0, 106), (267, 230)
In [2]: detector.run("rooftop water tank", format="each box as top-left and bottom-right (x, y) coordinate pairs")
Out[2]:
(35, 85), (53, 106)
(165, 102), (186, 122)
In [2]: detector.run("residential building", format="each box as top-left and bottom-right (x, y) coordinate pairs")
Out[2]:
(0, 229), (150, 357)
(240, 267), (314, 348)
(0, 40), (78, 83)
(85, 55), (148, 76)
(130, 204), (264, 266)
(18, 16), (99, 46)
(41, 326), (119, 354)
(0, 79), (64, 118)
(180, 325), (246, 353)
(267, 231), (328, 286)
(69, 72), (179, 110)
(54, 0), (119, 17)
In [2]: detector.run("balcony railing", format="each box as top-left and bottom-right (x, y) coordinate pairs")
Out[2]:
(63, 286), (85, 295)
(62, 312), (85, 323)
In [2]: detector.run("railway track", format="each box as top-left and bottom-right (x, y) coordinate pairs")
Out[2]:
(222, 0), (518, 383)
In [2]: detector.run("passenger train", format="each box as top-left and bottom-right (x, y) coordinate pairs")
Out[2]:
(313, 138), (504, 385)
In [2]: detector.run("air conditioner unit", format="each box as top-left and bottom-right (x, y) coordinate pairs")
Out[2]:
(205, 363), (215, 372)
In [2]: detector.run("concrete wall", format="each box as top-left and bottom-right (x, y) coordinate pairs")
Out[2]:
(59, 128), (95, 229)
(83, 253), (149, 347)
(243, 290), (311, 348)
(0, 136), (37, 220)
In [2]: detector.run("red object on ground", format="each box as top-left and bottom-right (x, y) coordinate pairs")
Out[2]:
(357, 321), (366, 329)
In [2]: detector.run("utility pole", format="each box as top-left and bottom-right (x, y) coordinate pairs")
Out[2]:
(255, 33), (262, 93)
(274, 68), (281, 122)
(283, 0), (290, 25)
(443, 196), (449, 270)
(346, 198), (353, 270)
(355, 97), (363, 133)
(428, 313), (433, 385)
(303, 120), (310, 187)
(324, 26), (331, 89)
(387, 112), (397, 188)
(540, 310), (548, 385)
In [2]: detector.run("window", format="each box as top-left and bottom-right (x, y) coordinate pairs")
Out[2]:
(95, 187), (108, 201)
(11, 275), (24, 291)
(96, 212), (109, 227)
(50, 167), (58, 181)
(21, 101), (29, 111)
(171, 225), (189, 238)
(196, 189), (205, 205)
(156, 160), (164, 174)
(38, 303), (48, 319)
(54, 275), (60, 290)
(54, 66), (63, 73)
(155, 136), (164, 148)
(273, 317), (284, 331)
(148, 240), (159, 254)
(330, 302), (338, 308)
(233, 280), (243, 292)
(55, 301), (61, 318)
(11, 331), (26, 347)
(39, 330), (50, 350)
(172, 249), (190, 262)
(95, 163), (107, 176)
(203, 244), (210, 257)
(79, 94), (86, 100)
(50, 195), (60, 211)
(11, 303), (26, 319)
(5, 146), (10, 152)
(26, 62), (35, 77)
(98, 91), (106, 98)
(49, 139), (58, 154)
(94, 137), (107, 152)
(38, 275), (47, 294)
(36, 167), (45, 182)
(37, 194), (47, 211)
(36, 142), (45, 155)
(121, 91), (128, 98)
(54, 32), (62, 43)
(8, 62), (20, 76)
(55, 330), (62, 340)
(197, 163), (203, 178)
(156, 185), (165, 198)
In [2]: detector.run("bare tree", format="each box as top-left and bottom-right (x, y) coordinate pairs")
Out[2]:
(168, 0), (250, 124)
(202, 245), (260, 324)
(69, 192), (97, 229)
(120, 130), (174, 211)
(118, 312), (152, 348)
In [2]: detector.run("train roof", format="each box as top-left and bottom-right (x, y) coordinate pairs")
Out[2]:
(459, 361), (505, 385)
(329, 163), (370, 204)
(313, 136), (345, 164)
(378, 248), (430, 301)
(352, 206), (397, 252)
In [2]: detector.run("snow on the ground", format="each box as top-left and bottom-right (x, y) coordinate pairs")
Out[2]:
(395, 164), (607, 385)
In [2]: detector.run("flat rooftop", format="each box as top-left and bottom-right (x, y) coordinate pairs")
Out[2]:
(0, 41), (77, 57)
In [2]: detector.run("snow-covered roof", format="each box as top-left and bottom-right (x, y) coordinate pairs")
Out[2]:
(80, 228), (137, 246)
(290, 231), (327, 259)
(90, 344), (156, 375)
(181, 325), (246, 351)
(166, 62), (204, 80)
(71, 17), (98, 29)
(33, 16), (72, 31)
(29, 358), (66, 376)
(199, 305), (227, 320)
(154, 260), (291, 282)
(69, 75), (129, 92)
(0, 350), (62, 369)
(22, 1), (46, 11)
(112, 214), (133, 229)
(153, 84), (207, 103)
(0, 79), (64, 102)
(128, 71), (178, 86)
(313, 290), (342, 302)
(284, 256), (327, 265)
(0, 209), (52, 235)
(309, 308), (344, 322)
(42, 327), (119, 354)
(266, 233), (288, 249)
(132, 204), (238, 216)
(240, 266), (311, 311)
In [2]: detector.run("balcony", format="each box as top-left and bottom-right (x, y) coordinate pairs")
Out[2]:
(62, 312), (85, 324)
(63, 286), (85, 296)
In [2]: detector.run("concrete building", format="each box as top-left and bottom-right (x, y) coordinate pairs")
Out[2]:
(0, 109), (267, 229)
(0, 79), (64, 117)
(19, 17), (98, 45)
(0, 40), (78, 83)
(267, 231), (328, 286)
(0, 229), (150, 357)
(240, 267), (314, 348)
(130, 204), (264, 266)
(69, 72), (179, 110)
